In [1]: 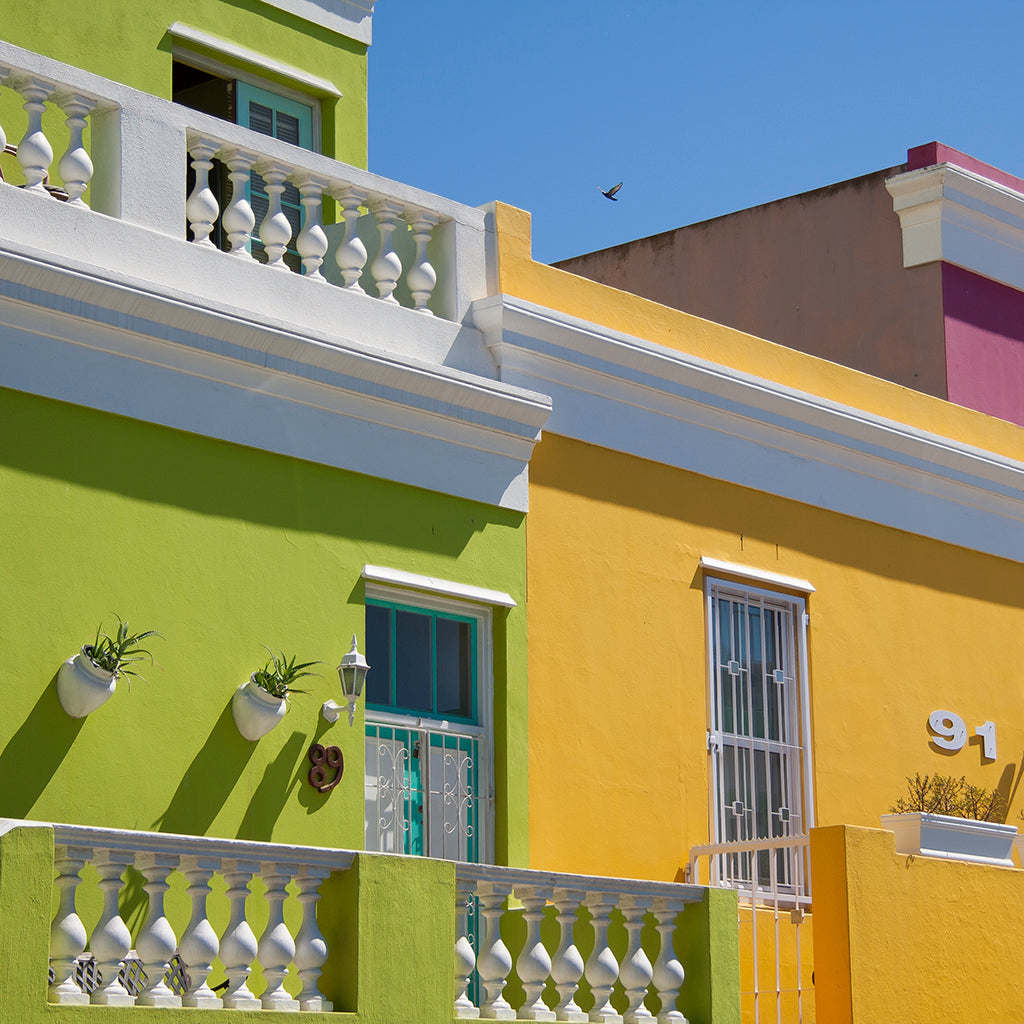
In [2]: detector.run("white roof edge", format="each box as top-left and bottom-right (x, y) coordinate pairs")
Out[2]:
(699, 558), (816, 594)
(362, 565), (518, 608)
(169, 22), (343, 97)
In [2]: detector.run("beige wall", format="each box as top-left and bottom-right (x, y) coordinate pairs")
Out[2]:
(556, 169), (949, 399)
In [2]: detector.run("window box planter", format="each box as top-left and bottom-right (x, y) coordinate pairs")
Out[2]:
(880, 812), (1017, 867)
(57, 649), (117, 718)
(232, 678), (288, 741)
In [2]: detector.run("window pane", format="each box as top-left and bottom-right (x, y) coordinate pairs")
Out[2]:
(365, 604), (392, 707)
(395, 610), (432, 712)
(436, 618), (473, 717)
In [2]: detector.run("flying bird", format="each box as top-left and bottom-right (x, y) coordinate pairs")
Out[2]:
(600, 181), (623, 201)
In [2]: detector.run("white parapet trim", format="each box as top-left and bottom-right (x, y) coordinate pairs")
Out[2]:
(473, 293), (1024, 564)
(254, 0), (374, 45)
(0, 240), (551, 512)
(886, 162), (1024, 291)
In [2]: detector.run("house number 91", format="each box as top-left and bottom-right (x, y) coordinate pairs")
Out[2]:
(928, 709), (996, 760)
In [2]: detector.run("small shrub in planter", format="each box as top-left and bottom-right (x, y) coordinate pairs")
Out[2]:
(232, 647), (321, 741)
(882, 772), (1015, 866)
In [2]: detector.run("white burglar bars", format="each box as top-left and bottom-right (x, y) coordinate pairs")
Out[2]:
(704, 579), (812, 899)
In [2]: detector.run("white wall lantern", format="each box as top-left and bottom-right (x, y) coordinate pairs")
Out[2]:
(322, 635), (370, 726)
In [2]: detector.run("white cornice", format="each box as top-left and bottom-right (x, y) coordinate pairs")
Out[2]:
(0, 246), (551, 512)
(886, 163), (1024, 291)
(168, 23), (342, 97)
(473, 293), (1024, 563)
(253, 0), (374, 45)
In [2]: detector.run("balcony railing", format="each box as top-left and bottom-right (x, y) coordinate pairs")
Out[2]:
(455, 862), (704, 1023)
(39, 821), (348, 1011)
(0, 40), (486, 324)
(0, 819), (727, 1020)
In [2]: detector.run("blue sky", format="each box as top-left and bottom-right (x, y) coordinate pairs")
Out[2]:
(368, 1), (1024, 265)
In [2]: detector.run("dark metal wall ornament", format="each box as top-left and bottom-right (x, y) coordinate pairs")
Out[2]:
(307, 743), (344, 793)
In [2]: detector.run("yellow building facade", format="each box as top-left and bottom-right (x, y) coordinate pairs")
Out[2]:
(473, 203), (1024, 1022)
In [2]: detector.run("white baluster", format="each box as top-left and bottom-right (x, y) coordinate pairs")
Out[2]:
(255, 160), (293, 270)
(49, 846), (91, 1005)
(219, 859), (261, 1009)
(454, 880), (480, 1018)
(476, 882), (515, 1019)
(618, 897), (654, 1024)
(332, 185), (368, 292)
(404, 207), (439, 314)
(369, 198), (403, 303)
(179, 855), (223, 1008)
(295, 865), (334, 1012)
(650, 899), (687, 1024)
(294, 172), (329, 280)
(550, 889), (587, 1022)
(13, 76), (53, 194)
(0, 66), (9, 164)
(134, 853), (181, 1006)
(53, 92), (95, 207)
(221, 148), (258, 258)
(258, 863), (299, 1011)
(89, 849), (135, 1005)
(584, 894), (622, 1024)
(186, 137), (220, 247)
(516, 884), (556, 1021)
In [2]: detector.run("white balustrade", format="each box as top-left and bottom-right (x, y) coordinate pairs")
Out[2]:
(455, 866), (702, 1024)
(41, 821), (353, 1012)
(0, 41), (466, 320)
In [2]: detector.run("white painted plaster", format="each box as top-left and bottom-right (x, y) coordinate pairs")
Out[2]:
(887, 163), (1024, 292)
(254, 0), (374, 45)
(698, 558), (815, 594)
(474, 294), (1024, 564)
(361, 565), (517, 607)
(168, 23), (343, 97)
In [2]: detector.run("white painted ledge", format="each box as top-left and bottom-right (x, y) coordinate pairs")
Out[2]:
(886, 163), (1024, 292)
(473, 293), (1024, 564)
(361, 565), (517, 607)
(254, 0), (374, 45)
(169, 23), (343, 97)
(698, 558), (815, 594)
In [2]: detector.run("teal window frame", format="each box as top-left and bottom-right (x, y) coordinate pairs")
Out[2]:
(365, 598), (479, 725)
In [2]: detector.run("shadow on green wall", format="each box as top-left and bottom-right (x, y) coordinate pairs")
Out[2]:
(0, 672), (84, 819)
(151, 702), (258, 835)
(238, 728), (307, 840)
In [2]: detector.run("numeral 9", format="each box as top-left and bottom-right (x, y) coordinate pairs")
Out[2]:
(928, 709), (967, 751)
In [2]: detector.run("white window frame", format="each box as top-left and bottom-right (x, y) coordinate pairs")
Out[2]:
(704, 572), (815, 900)
(363, 580), (496, 864)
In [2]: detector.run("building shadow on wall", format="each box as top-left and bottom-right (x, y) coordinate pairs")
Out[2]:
(152, 703), (257, 837)
(0, 672), (84, 818)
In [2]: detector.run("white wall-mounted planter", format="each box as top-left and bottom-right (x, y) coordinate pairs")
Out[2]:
(881, 812), (1017, 867)
(56, 649), (117, 718)
(232, 678), (287, 741)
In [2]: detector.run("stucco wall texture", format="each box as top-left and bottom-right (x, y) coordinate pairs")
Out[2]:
(556, 167), (950, 401)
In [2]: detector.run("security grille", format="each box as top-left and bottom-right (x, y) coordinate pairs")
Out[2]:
(706, 579), (811, 898)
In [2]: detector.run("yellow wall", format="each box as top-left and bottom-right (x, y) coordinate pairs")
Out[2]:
(527, 435), (1024, 879)
(498, 202), (1024, 882)
(812, 825), (1024, 1022)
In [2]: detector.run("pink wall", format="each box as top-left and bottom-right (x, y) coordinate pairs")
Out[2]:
(943, 263), (1024, 428)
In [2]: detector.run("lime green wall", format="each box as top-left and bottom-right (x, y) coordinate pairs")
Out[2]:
(3, 0), (367, 167)
(0, 388), (527, 862)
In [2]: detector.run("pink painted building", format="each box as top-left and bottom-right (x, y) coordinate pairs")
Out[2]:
(558, 144), (1024, 427)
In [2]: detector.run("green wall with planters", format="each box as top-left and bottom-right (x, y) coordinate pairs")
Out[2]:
(2, 0), (367, 169)
(0, 387), (528, 864)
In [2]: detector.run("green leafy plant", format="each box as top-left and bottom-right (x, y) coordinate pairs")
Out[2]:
(84, 616), (162, 684)
(250, 647), (321, 699)
(890, 772), (1006, 823)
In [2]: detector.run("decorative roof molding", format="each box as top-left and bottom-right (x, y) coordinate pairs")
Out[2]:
(252, 0), (374, 45)
(168, 23), (343, 97)
(0, 241), (550, 513)
(473, 293), (1024, 564)
(886, 163), (1024, 292)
